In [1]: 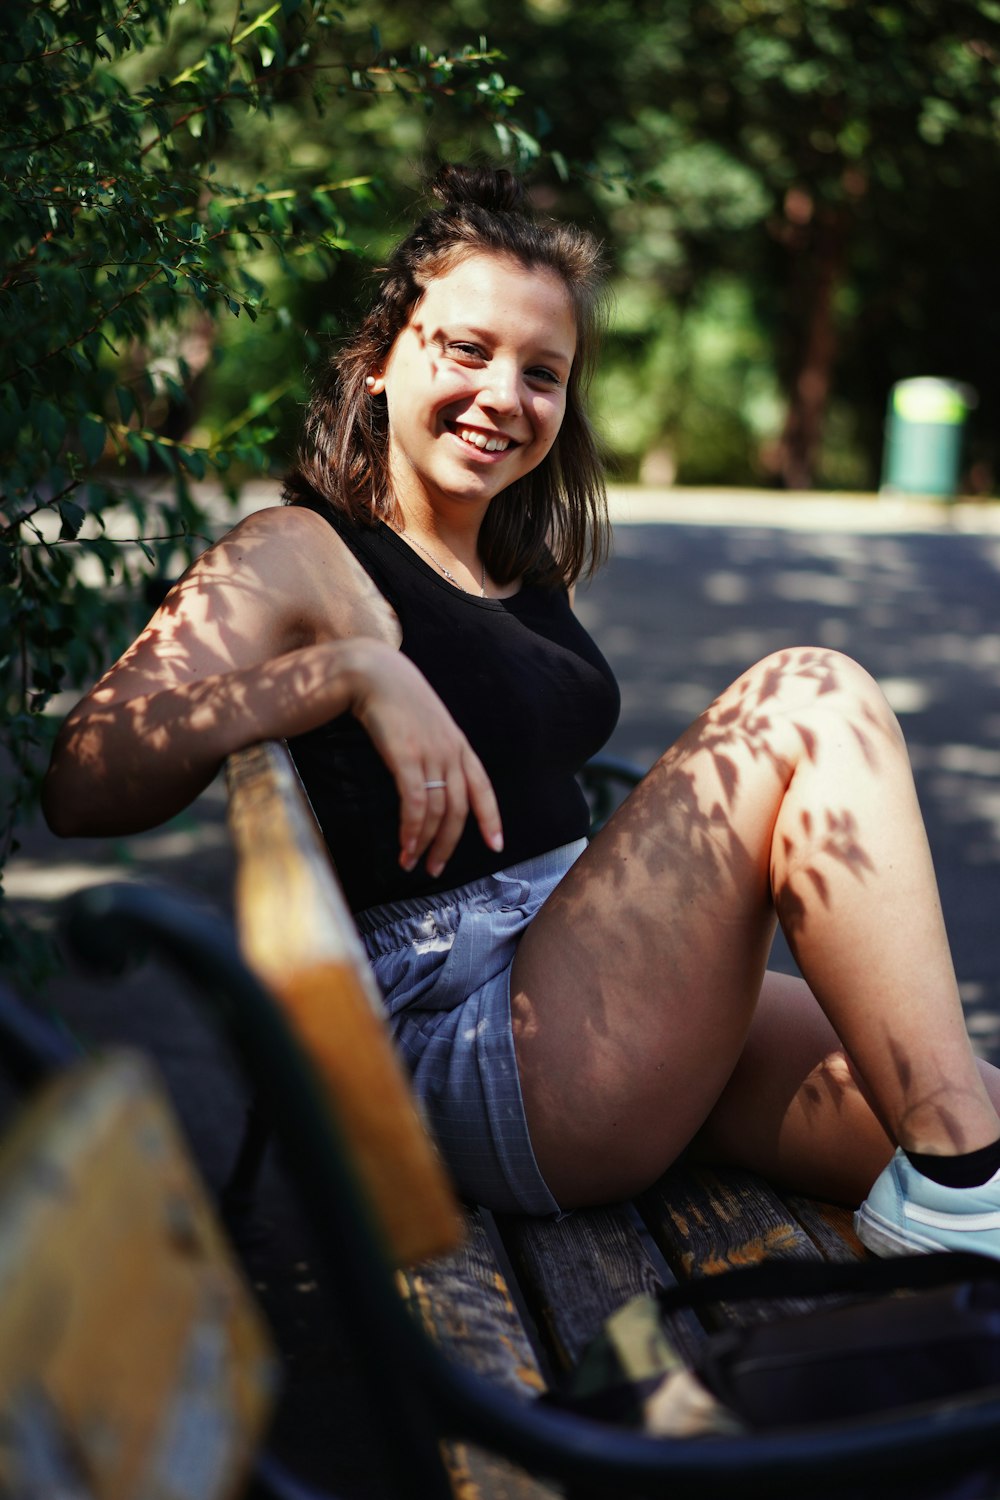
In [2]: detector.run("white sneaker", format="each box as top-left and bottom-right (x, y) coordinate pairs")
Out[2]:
(855, 1148), (1000, 1258)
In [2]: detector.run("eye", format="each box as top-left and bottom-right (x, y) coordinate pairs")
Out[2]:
(527, 366), (562, 387)
(447, 341), (485, 362)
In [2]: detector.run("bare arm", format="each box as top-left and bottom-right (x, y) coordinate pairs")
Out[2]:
(43, 507), (502, 874)
(44, 637), (387, 834)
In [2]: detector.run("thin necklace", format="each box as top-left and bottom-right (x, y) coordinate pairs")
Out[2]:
(402, 530), (487, 597)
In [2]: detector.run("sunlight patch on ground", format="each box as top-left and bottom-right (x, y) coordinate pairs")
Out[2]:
(817, 618), (851, 649)
(877, 678), (934, 715)
(908, 745), (1000, 864)
(964, 991), (1000, 1057)
(920, 634), (1000, 669)
(700, 630), (780, 666)
(703, 571), (751, 605)
(658, 683), (720, 718)
(5, 818), (230, 903)
(770, 571), (861, 607)
(933, 745), (1000, 777)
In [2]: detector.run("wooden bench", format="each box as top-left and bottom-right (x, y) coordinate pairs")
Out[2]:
(221, 740), (880, 1499)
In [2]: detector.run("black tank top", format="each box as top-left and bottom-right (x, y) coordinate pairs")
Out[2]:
(286, 499), (620, 912)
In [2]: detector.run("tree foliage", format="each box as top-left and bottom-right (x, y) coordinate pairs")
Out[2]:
(400, 0), (1000, 488)
(0, 0), (534, 978)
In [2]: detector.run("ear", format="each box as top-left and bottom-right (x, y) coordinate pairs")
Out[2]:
(366, 373), (386, 395)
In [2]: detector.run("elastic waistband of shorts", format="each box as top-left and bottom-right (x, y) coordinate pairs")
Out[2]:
(353, 838), (587, 939)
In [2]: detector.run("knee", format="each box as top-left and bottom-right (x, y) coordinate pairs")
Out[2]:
(740, 647), (901, 739)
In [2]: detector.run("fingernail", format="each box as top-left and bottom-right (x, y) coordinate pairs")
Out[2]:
(427, 859), (444, 879)
(490, 832), (504, 852)
(400, 853), (417, 872)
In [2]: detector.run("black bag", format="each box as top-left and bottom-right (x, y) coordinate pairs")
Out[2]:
(553, 1250), (1000, 1498)
(674, 1252), (1000, 1428)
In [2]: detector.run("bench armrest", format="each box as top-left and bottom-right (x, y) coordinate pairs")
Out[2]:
(225, 740), (462, 1266)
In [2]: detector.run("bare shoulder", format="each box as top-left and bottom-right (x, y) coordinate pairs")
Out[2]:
(87, 504), (398, 704)
(231, 504), (399, 645)
(164, 503), (398, 651)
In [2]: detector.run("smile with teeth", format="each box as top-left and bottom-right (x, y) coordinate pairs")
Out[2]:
(456, 426), (511, 453)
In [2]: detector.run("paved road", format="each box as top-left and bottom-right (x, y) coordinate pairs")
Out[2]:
(7, 486), (1000, 1493)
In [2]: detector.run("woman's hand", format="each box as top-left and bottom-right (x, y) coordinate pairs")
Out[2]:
(344, 639), (503, 878)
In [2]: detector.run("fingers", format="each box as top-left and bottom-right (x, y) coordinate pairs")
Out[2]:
(344, 642), (504, 878)
(464, 750), (504, 860)
(425, 751), (503, 879)
(397, 746), (503, 879)
(420, 771), (467, 880)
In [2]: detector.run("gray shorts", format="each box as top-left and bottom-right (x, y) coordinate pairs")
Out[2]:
(356, 839), (587, 1216)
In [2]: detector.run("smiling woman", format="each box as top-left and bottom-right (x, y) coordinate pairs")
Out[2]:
(42, 164), (1000, 1264)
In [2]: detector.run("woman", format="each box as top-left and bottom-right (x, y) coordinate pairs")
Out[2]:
(43, 165), (1000, 1256)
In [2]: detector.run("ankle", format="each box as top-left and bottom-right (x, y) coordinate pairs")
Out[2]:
(895, 1092), (1000, 1161)
(904, 1136), (1000, 1189)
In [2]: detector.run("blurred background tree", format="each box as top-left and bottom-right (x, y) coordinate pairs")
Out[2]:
(393, 0), (1000, 491)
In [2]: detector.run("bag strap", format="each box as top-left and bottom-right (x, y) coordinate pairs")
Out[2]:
(656, 1249), (1000, 1315)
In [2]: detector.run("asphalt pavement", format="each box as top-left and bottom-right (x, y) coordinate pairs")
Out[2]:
(7, 484), (1000, 1495)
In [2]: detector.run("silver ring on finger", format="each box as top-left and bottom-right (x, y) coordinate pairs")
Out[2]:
(424, 779), (447, 790)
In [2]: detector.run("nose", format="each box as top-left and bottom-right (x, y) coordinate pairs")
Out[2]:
(481, 359), (522, 416)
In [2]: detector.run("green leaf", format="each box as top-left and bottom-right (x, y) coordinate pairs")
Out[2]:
(150, 439), (177, 474)
(35, 402), (67, 452)
(178, 447), (207, 480)
(57, 501), (86, 541)
(126, 432), (150, 471)
(78, 417), (107, 467)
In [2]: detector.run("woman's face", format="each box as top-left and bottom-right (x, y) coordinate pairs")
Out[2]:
(372, 251), (576, 523)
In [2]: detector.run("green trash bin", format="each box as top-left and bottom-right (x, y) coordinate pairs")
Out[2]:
(881, 377), (975, 499)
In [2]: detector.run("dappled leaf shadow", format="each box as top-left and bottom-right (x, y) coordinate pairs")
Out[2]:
(561, 648), (893, 956)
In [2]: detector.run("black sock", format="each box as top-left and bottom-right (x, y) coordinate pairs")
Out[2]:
(905, 1137), (1000, 1188)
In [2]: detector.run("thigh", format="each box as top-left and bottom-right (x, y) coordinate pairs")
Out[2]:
(510, 648), (896, 1206)
(510, 788), (776, 1205)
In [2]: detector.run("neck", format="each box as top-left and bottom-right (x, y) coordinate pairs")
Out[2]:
(395, 488), (488, 543)
(395, 518), (488, 598)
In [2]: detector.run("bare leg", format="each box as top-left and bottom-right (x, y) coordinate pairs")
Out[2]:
(687, 971), (895, 1205)
(690, 971), (1000, 1204)
(511, 648), (1000, 1208)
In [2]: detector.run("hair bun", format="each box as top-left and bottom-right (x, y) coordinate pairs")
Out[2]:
(430, 162), (526, 216)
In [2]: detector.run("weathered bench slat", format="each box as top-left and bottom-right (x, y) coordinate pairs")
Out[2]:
(398, 1209), (546, 1399)
(434, 1443), (562, 1500)
(397, 1209), (561, 1500)
(780, 1192), (865, 1262)
(0, 1052), (275, 1500)
(496, 1204), (671, 1373)
(636, 1164), (842, 1327)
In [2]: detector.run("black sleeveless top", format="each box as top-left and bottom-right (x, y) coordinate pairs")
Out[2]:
(286, 499), (620, 912)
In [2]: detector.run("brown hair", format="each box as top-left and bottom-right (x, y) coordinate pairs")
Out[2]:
(283, 163), (610, 587)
